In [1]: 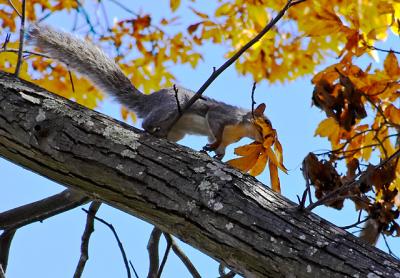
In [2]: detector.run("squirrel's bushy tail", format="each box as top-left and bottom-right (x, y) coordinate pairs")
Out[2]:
(27, 24), (149, 116)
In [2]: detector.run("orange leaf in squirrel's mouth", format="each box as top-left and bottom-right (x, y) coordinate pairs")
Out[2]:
(227, 116), (287, 193)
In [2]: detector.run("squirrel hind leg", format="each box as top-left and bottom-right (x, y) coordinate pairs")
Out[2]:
(167, 130), (185, 142)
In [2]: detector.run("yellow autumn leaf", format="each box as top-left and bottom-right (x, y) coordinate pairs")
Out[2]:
(315, 117), (341, 147)
(170, 0), (181, 12)
(361, 131), (375, 161)
(248, 5), (268, 28)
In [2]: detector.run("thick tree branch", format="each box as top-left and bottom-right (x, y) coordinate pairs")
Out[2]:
(0, 72), (399, 277)
(0, 189), (89, 230)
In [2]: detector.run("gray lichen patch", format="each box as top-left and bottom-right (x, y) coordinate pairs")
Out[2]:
(121, 149), (137, 159)
(104, 125), (141, 149)
(35, 108), (46, 122)
(19, 92), (41, 104)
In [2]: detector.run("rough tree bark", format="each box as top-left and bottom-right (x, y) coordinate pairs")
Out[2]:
(0, 71), (399, 277)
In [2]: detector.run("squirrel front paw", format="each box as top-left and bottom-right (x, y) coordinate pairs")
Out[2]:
(202, 143), (215, 152)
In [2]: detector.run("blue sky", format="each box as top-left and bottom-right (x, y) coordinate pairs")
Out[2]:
(1, 1), (399, 277)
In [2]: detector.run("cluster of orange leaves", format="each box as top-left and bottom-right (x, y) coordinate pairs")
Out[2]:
(228, 117), (287, 193)
(309, 34), (400, 236)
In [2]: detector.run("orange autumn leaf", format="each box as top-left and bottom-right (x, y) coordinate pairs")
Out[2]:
(228, 113), (286, 193)
(268, 159), (280, 193)
(384, 51), (400, 78)
(228, 147), (260, 173)
(234, 142), (263, 156)
(249, 150), (268, 176)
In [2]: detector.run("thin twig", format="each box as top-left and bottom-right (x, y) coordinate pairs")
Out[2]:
(68, 69), (76, 93)
(14, 0), (26, 76)
(0, 264), (5, 278)
(218, 263), (236, 278)
(164, 233), (201, 278)
(147, 227), (162, 278)
(7, 0), (21, 17)
(161, 0), (304, 137)
(340, 217), (369, 230)
(250, 82), (257, 118)
(107, 0), (139, 16)
(76, 0), (97, 34)
(157, 233), (172, 278)
(99, 0), (111, 31)
(173, 84), (182, 115)
(0, 229), (16, 274)
(382, 234), (400, 260)
(367, 45), (400, 55)
(82, 208), (131, 278)
(73, 201), (101, 278)
(0, 48), (51, 59)
(129, 260), (140, 278)
(2, 34), (11, 50)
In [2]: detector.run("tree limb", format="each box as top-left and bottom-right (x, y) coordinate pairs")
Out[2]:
(0, 229), (16, 273)
(147, 227), (162, 278)
(0, 72), (399, 277)
(0, 189), (89, 230)
(164, 233), (201, 278)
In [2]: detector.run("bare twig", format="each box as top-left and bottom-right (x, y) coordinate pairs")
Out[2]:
(76, 0), (97, 34)
(162, 0), (304, 137)
(0, 189), (89, 230)
(0, 263), (5, 278)
(340, 216), (369, 230)
(129, 260), (140, 278)
(14, 0), (26, 76)
(164, 233), (201, 278)
(218, 263), (236, 278)
(107, 0), (139, 16)
(99, 0), (111, 31)
(0, 229), (16, 273)
(366, 45), (400, 55)
(2, 34), (11, 50)
(250, 82), (257, 118)
(68, 69), (76, 93)
(382, 234), (400, 260)
(73, 201), (101, 278)
(173, 84), (182, 115)
(147, 227), (162, 278)
(7, 0), (21, 17)
(157, 233), (172, 278)
(0, 48), (51, 59)
(82, 208), (131, 278)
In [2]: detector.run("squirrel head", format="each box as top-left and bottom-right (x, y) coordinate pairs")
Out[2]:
(251, 103), (271, 143)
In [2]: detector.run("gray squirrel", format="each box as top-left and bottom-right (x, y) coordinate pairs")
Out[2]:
(26, 24), (270, 159)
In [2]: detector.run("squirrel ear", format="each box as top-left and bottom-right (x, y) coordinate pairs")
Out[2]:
(254, 103), (266, 116)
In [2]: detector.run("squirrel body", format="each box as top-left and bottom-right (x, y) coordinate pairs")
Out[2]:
(27, 24), (268, 158)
